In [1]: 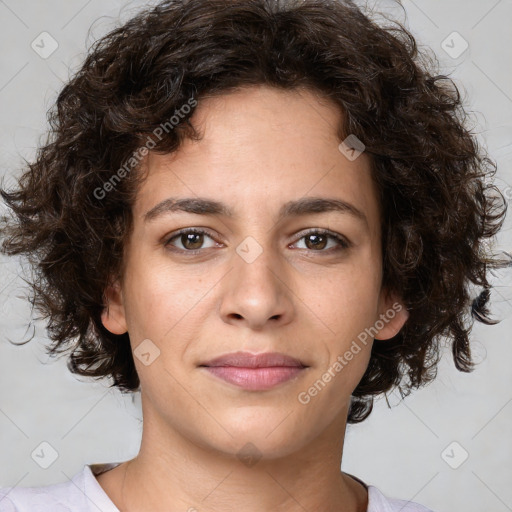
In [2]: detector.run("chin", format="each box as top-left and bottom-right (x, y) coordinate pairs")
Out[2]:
(210, 418), (308, 460)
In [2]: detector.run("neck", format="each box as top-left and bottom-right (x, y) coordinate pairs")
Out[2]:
(97, 403), (368, 512)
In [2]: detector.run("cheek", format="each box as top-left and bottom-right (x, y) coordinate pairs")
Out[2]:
(299, 259), (380, 390)
(122, 256), (214, 346)
(299, 274), (377, 405)
(304, 260), (381, 336)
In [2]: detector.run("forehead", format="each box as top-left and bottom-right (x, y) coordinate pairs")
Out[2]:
(133, 85), (380, 232)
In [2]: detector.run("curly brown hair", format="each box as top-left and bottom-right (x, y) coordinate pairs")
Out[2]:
(1, 0), (510, 423)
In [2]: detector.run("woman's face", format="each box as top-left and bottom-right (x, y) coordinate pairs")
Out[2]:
(102, 85), (408, 460)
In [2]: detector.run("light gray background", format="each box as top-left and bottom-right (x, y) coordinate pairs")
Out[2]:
(0, 1), (511, 511)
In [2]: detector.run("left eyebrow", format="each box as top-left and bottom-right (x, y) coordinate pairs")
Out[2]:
(143, 196), (368, 228)
(279, 197), (368, 228)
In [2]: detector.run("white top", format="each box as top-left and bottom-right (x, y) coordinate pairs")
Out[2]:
(0, 462), (434, 512)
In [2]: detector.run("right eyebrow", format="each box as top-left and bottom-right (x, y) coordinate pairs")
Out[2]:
(144, 197), (233, 222)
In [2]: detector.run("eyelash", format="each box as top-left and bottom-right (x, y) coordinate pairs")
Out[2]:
(164, 228), (351, 255)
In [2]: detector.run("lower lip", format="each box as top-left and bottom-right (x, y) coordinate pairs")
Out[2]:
(203, 366), (306, 390)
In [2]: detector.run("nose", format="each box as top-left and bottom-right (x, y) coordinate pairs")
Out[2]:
(218, 238), (295, 331)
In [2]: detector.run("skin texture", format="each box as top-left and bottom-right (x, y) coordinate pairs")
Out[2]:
(99, 85), (409, 512)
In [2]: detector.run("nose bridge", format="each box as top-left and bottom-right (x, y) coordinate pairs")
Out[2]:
(235, 233), (280, 285)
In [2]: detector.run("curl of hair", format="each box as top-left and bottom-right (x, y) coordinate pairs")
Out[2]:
(1, 0), (510, 423)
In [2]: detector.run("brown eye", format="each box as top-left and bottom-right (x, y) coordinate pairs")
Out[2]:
(180, 232), (204, 250)
(165, 229), (218, 252)
(293, 229), (351, 253)
(304, 233), (328, 250)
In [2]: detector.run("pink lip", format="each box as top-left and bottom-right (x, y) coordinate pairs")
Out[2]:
(199, 351), (308, 391)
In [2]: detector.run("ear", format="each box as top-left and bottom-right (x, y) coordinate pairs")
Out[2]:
(101, 279), (128, 335)
(373, 288), (409, 340)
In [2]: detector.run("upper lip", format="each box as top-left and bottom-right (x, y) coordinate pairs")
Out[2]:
(200, 351), (307, 368)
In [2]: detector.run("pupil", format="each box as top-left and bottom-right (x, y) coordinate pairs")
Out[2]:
(183, 233), (203, 250)
(306, 234), (326, 250)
